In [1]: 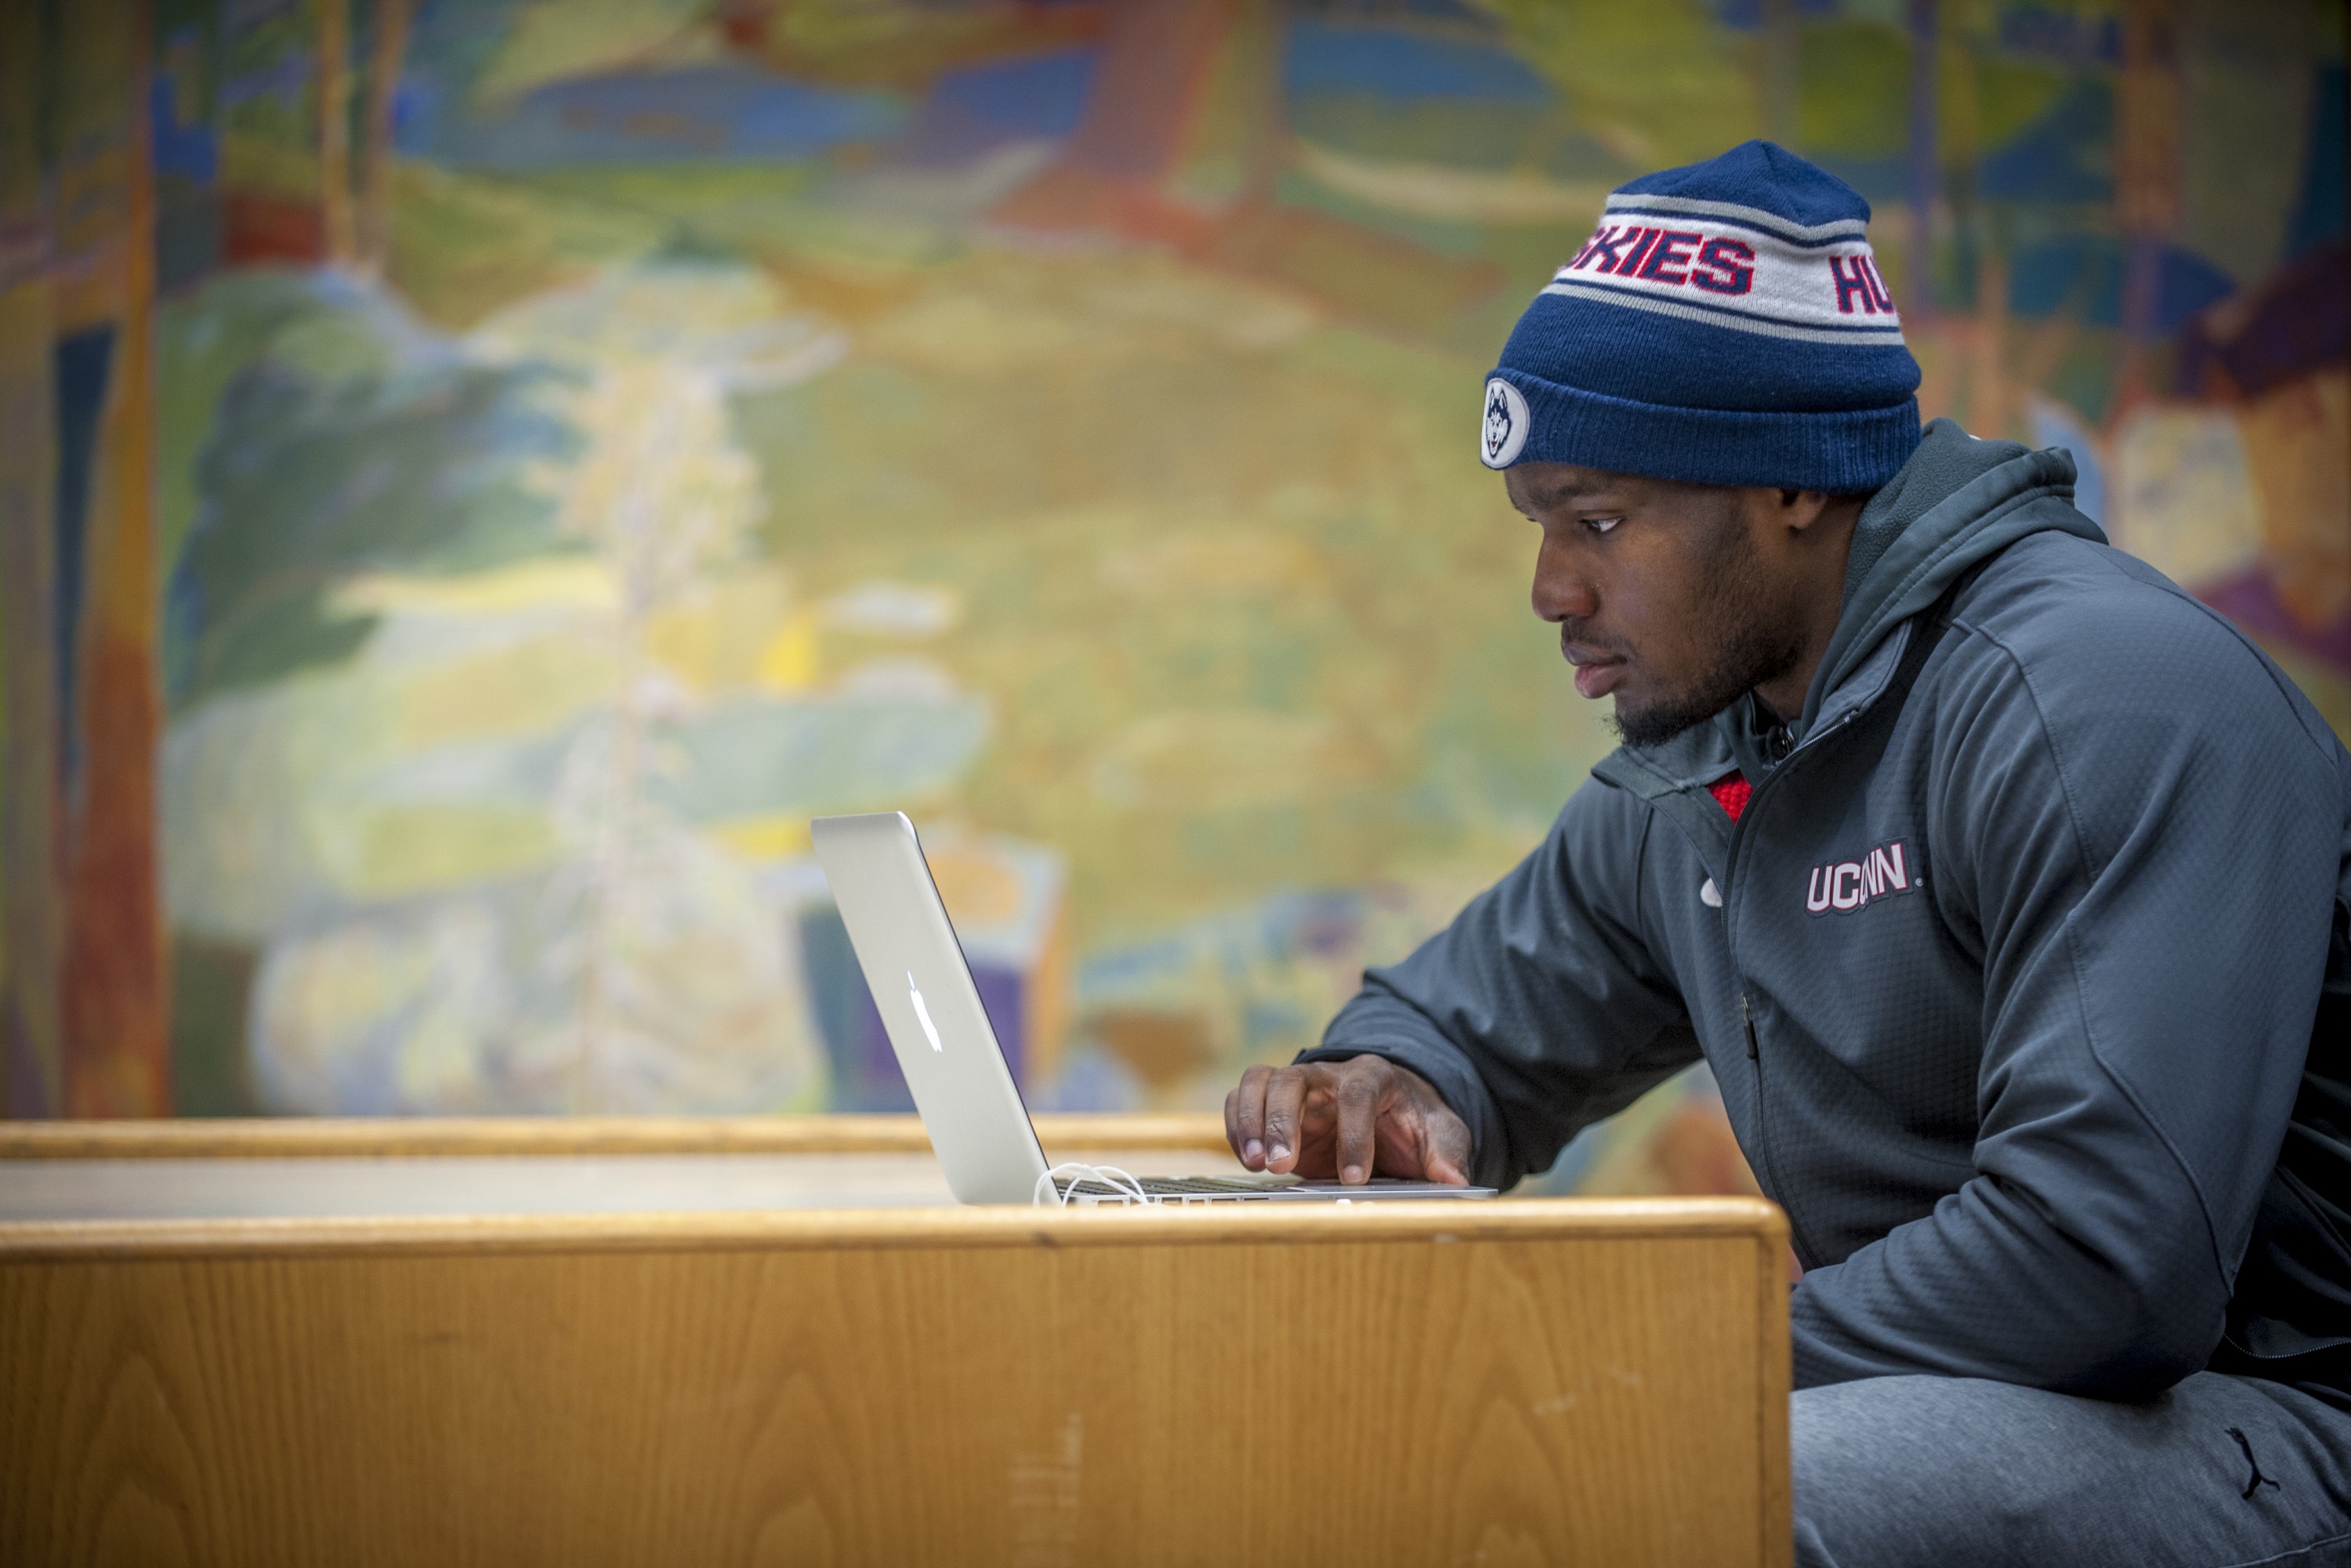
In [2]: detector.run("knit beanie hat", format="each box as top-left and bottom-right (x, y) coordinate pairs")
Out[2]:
(1480, 141), (1922, 493)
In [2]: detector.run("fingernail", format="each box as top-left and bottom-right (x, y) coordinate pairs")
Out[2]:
(1269, 1143), (1290, 1165)
(1243, 1139), (1262, 1165)
(1343, 1164), (1364, 1184)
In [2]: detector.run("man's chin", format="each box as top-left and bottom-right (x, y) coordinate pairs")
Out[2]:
(1609, 687), (1722, 750)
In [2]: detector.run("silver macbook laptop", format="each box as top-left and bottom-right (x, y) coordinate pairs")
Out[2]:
(810, 812), (1496, 1206)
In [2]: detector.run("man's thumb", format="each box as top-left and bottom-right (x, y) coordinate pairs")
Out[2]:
(1422, 1116), (1473, 1186)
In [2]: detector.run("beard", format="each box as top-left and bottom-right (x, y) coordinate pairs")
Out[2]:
(1604, 519), (1804, 750)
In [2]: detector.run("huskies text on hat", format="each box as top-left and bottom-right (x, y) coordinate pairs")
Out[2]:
(1480, 140), (1923, 493)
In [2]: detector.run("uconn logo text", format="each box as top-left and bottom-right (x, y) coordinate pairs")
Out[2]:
(1807, 841), (1914, 914)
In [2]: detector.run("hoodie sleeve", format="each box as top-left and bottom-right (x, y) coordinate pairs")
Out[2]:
(1299, 777), (1702, 1191)
(1788, 588), (2344, 1399)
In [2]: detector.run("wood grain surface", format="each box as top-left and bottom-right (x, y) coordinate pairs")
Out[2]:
(0, 1198), (1791, 1567)
(0, 1112), (1233, 1160)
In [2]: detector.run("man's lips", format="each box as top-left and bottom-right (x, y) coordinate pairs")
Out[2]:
(1562, 642), (1628, 699)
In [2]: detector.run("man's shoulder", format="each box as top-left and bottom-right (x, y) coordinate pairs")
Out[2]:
(1962, 530), (2242, 657)
(1947, 531), (2334, 753)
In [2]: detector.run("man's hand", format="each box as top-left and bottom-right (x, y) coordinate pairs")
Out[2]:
(1223, 1057), (1473, 1186)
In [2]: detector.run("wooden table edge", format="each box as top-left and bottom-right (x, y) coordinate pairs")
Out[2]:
(1754, 1226), (1797, 1567)
(0, 1113), (1232, 1160)
(0, 1195), (1789, 1261)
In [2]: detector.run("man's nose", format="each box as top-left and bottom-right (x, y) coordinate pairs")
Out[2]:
(1531, 541), (1596, 624)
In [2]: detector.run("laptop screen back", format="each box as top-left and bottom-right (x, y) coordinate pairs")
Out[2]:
(811, 813), (1052, 1204)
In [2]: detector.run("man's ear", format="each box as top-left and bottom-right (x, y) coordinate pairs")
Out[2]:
(1775, 488), (1835, 534)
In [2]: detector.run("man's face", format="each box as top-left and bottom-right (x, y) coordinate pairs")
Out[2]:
(1506, 462), (1806, 747)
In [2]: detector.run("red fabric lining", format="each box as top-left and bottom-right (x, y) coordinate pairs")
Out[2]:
(1709, 772), (1752, 823)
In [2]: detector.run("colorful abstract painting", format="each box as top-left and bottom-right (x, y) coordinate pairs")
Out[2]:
(3, 0), (2344, 1199)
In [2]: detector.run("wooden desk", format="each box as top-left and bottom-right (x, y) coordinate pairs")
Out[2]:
(1, 1117), (1790, 1567)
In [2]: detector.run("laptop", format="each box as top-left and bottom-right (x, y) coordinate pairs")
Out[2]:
(810, 812), (1497, 1206)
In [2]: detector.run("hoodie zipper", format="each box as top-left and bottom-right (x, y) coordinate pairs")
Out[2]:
(1717, 604), (1951, 1262)
(1715, 549), (1985, 1268)
(1734, 980), (1813, 1265)
(1720, 711), (1859, 1271)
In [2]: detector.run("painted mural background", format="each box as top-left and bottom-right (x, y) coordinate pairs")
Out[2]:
(3, 0), (2345, 1198)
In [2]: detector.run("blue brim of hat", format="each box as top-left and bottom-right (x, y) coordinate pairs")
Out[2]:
(1491, 368), (1922, 494)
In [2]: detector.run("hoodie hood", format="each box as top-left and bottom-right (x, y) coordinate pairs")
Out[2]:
(1800, 418), (2103, 731)
(1604, 418), (2110, 798)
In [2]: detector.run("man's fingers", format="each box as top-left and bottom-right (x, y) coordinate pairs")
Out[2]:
(1228, 1056), (1469, 1184)
(1261, 1068), (1310, 1173)
(1227, 1065), (1273, 1170)
(1333, 1063), (1382, 1185)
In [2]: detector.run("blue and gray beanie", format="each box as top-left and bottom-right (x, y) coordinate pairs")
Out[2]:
(1480, 141), (1922, 493)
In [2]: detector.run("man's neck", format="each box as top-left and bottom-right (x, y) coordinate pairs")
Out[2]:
(1751, 495), (1867, 722)
(1753, 632), (1831, 725)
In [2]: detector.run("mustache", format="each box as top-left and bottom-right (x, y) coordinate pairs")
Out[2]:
(1558, 623), (1632, 663)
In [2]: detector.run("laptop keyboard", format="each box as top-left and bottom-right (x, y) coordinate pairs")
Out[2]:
(1053, 1173), (1301, 1200)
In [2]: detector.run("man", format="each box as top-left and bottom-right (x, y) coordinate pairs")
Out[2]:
(1225, 142), (2351, 1565)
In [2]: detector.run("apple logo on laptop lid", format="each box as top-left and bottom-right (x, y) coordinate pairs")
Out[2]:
(907, 972), (945, 1052)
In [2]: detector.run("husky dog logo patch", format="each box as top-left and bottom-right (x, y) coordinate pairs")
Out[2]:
(1480, 377), (1530, 469)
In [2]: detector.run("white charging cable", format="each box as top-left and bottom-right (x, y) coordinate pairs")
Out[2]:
(1034, 1161), (1154, 1208)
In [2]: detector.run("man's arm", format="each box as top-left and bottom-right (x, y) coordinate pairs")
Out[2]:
(1229, 778), (1701, 1190)
(1790, 595), (2343, 1399)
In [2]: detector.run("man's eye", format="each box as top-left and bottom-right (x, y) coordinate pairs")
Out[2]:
(1585, 516), (1622, 536)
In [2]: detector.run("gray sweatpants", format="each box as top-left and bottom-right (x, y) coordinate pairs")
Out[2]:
(1794, 1372), (2351, 1566)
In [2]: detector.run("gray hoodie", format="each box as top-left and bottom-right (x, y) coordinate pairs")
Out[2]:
(1307, 420), (2351, 1404)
